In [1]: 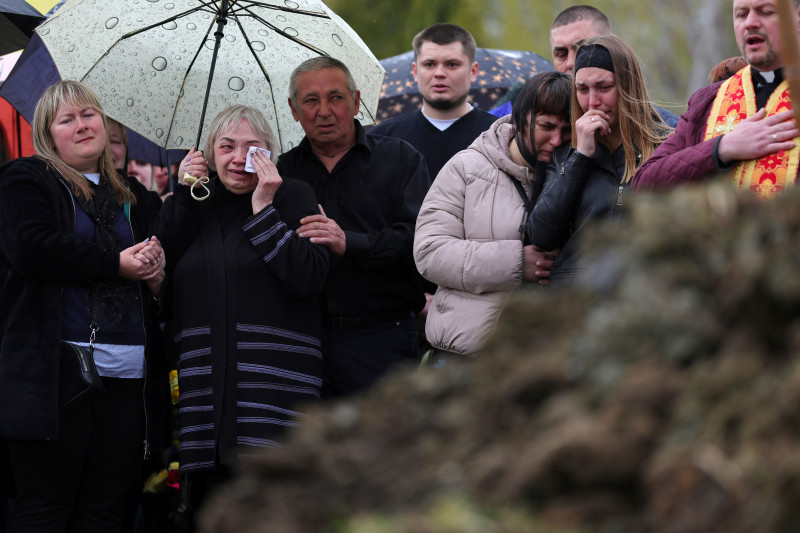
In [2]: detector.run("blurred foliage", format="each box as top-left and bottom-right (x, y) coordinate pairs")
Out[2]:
(327, 0), (740, 115)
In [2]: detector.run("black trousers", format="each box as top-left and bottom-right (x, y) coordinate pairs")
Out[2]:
(7, 378), (144, 533)
(322, 317), (419, 397)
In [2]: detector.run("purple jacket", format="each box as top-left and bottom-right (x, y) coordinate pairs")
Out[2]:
(632, 82), (724, 191)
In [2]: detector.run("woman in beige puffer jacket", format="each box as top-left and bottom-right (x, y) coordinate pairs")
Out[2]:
(414, 71), (572, 357)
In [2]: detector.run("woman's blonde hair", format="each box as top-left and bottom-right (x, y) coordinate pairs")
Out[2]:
(204, 105), (278, 171)
(572, 35), (672, 183)
(32, 80), (135, 204)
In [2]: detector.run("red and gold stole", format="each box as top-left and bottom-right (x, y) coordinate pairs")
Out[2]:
(704, 65), (799, 200)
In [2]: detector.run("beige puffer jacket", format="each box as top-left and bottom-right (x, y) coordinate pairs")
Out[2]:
(414, 116), (533, 356)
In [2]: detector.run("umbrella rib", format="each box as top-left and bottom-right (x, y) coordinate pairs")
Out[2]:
(231, 1), (331, 18)
(231, 7), (331, 58)
(105, 4), (218, 42)
(228, 15), (290, 150)
(162, 10), (220, 149)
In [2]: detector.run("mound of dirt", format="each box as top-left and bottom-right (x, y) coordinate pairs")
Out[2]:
(200, 182), (800, 533)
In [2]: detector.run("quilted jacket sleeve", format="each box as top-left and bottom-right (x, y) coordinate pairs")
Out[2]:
(414, 154), (524, 295)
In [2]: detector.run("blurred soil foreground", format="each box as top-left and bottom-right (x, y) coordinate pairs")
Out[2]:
(201, 181), (800, 533)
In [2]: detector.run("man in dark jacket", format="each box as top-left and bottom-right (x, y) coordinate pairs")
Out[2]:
(278, 57), (430, 397)
(632, 0), (800, 199)
(370, 23), (497, 181)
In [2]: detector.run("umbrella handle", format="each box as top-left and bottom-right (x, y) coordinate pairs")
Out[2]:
(182, 174), (210, 201)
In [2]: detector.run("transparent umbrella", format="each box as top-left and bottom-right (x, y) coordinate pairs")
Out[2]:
(35, 0), (385, 154)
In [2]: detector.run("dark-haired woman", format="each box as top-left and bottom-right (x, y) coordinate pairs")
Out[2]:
(414, 71), (572, 358)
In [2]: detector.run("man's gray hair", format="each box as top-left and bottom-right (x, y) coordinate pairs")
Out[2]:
(289, 57), (357, 106)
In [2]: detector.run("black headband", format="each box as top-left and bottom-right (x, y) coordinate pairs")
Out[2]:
(574, 44), (614, 74)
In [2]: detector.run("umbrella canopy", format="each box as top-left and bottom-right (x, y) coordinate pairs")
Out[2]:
(376, 47), (553, 124)
(0, 33), (186, 167)
(0, 0), (45, 57)
(36, 0), (385, 154)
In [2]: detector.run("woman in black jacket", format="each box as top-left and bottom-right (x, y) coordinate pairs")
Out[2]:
(527, 35), (672, 284)
(0, 80), (170, 531)
(160, 105), (329, 519)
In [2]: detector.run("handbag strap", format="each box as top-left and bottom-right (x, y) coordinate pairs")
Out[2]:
(508, 175), (534, 246)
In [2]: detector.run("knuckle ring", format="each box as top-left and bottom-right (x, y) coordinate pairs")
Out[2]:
(773, 133), (777, 142)
(590, 116), (596, 123)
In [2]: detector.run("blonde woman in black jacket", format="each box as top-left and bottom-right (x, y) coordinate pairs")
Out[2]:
(0, 80), (170, 532)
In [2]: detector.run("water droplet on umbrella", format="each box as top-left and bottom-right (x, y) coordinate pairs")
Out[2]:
(284, 0), (299, 8)
(277, 15), (287, 22)
(165, 2), (174, 8)
(258, 29), (267, 36)
(127, 98), (135, 107)
(40, 28), (50, 35)
(252, 41), (265, 52)
(162, 21), (177, 30)
(105, 18), (119, 29)
(285, 27), (299, 37)
(357, 112), (364, 120)
(228, 77), (245, 91)
(332, 34), (343, 46)
(176, 136), (184, 145)
(204, 39), (215, 50)
(152, 57), (168, 71)
(225, 35), (235, 42)
(68, 45), (75, 52)
(187, 23), (196, 30)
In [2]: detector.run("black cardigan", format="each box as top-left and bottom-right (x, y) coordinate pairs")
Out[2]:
(158, 177), (329, 473)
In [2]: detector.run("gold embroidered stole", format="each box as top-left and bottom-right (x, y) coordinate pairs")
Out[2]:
(703, 65), (799, 200)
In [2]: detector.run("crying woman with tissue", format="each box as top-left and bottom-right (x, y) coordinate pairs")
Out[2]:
(156, 104), (329, 516)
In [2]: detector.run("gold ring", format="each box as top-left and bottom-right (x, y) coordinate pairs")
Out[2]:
(590, 116), (596, 123)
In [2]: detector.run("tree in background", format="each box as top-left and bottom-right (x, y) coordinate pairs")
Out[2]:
(327, 0), (739, 115)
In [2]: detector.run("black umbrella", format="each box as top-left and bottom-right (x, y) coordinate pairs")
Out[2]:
(377, 47), (553, 124)
(0, 0), (45, 57)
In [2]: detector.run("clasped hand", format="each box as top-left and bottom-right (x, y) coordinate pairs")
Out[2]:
(523, 245), (559, 285)
(298, 204), (346, 256)
(119, 236), (166, 298)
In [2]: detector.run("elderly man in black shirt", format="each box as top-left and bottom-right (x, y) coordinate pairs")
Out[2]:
(278, 57), (430, 397)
